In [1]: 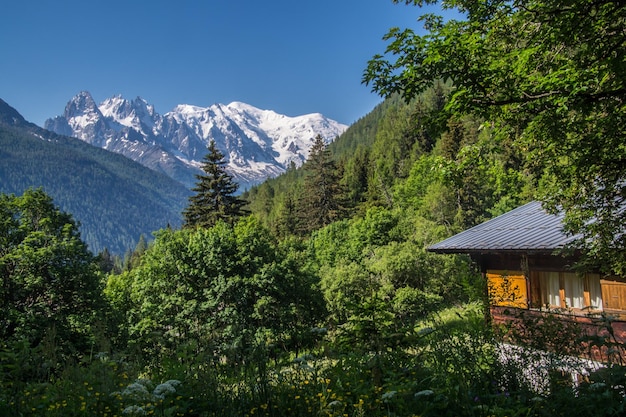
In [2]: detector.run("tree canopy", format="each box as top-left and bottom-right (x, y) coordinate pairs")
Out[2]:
(364, 0), (626, 273)
(0, 188), (101, 354)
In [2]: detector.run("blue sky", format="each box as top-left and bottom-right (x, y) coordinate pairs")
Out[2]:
(1, 1), (441, 127)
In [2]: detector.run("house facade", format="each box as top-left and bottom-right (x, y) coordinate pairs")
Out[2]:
(427, 201), (626, 362)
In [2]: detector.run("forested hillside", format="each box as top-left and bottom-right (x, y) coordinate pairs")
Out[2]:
(0, 99), (191, 254)
(244, 82), (533, 239)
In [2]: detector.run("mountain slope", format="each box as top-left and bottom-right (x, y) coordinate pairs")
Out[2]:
(45, 91), (349, 190)
(0, 99), (191, 255)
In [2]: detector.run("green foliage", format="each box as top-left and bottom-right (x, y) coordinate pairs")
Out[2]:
(0, 189), (102, 366)
(246, 79), (528, 238)
(311, 206), (481, 351)
(106, 218), (326, 368)
(365, 0), (626, 273)
(183, 140), (249, 228)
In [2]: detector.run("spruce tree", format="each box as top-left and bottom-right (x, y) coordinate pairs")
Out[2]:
(298, 134), (348, 233)
(183, 140), (249, 228)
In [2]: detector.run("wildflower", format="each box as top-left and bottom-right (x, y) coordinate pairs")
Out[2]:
(123, 405), (147, 416)
(123, 382), (150, 398)
(382, 391), (397, 402)
(153, 380), (180, 399)
(414, 390), (434, 399)
(328, 400), (342, 407)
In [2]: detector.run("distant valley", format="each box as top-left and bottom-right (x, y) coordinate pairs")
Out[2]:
(0, 98), (191, 255)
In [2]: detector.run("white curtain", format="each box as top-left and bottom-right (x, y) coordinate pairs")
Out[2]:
(587, 273), (603, 310)
(543, 272), (561, 308)
(563, 273), (584, 309)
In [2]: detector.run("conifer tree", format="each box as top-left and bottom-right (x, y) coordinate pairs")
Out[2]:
(275, 190), (301, 238)
(298, 134), (348, 233)
(183, 140), (249, 228)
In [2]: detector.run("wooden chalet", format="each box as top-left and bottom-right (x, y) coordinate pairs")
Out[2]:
(427, 201), (626, 363)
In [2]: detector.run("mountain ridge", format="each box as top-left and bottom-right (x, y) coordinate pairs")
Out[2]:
(45, 91), (348, 190)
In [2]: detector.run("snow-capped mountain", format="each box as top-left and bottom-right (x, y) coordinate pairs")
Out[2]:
(44, 91), (348, 190)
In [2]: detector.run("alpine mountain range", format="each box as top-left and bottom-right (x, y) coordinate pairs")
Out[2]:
(44, 91), (349, 190)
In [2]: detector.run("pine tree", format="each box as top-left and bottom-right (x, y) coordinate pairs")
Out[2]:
(183, 140), (249, 228)
(298, 134), (348, 233)
(275, 189), (301, 238)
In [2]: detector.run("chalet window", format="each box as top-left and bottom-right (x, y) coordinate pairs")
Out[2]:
(534, 271), (602, 311)
(543, 272), (561, 308)
(587, 273), (603, 310)
(563, 273), (584, 309)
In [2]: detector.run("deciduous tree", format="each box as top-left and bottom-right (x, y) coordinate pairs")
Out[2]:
(0, 188), (101, 354)
(364, 0), (626, 273)
(109, 218), (325, 365)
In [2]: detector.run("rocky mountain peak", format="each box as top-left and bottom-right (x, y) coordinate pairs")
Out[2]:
(44, 92), (349, 190)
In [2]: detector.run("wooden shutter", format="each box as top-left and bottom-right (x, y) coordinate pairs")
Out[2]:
(601, 278), (626, 311)
(487, 270), (528, 308)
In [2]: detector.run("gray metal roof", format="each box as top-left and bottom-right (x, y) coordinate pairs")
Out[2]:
(427, 201), (579, 254)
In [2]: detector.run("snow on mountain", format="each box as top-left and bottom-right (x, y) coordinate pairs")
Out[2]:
(44, 91), (348, 190)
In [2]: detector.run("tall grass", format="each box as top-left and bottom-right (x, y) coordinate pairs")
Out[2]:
(3, 302), (626, 416)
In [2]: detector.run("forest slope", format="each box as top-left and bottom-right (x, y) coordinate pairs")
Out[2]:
(0, 99), (191, 254)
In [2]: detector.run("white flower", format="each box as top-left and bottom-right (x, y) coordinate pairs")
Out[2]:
(382, 390), (397, 401)
(123, 382), (150, 397)
(164, 379), (182, 387)
(414, 389), (434, 398)
(153, 381), (178, 399)
(123, 405), (147, 415)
